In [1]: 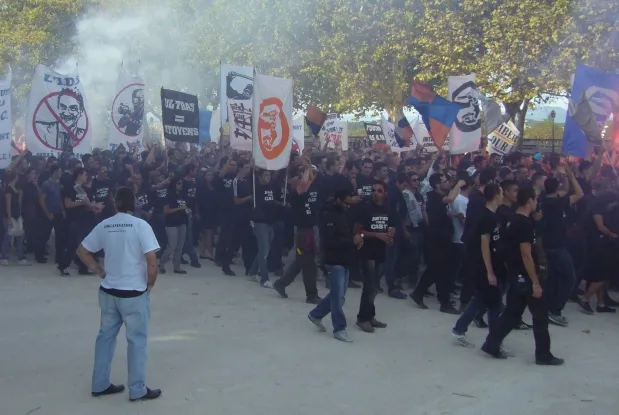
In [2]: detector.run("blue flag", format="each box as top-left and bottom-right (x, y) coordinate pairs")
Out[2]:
(562, 64), (619, 157)
(199, 108), (213, 145)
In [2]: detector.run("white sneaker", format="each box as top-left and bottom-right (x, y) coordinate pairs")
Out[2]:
(500, 345), (516, 357)
(452, 331), (475, 348)
(0, 259), (9, 266)
(334, 330), (353, 343)
(262, 280), (275, 289)
(248, 274), (259, 282)
(18, 259), (31, 266)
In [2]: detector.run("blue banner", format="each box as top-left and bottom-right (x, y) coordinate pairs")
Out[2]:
(562, 64), (619, 157)
(199, 108), (212, 145)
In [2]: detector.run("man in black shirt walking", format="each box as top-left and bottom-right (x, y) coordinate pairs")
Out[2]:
(482, 187), (564, 366)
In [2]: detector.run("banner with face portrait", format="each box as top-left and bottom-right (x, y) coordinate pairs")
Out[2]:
(448, 74), (482, 154)
(0, 67), (11, 169)
(487, 120), (519, 156)
(108, 66), (145, 153)
(252, 73), (293, 170)
(25, 65), (92, 158)
(220, 62), (254, 128)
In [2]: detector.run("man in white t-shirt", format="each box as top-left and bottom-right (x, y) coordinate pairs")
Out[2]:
(449, 179), (471, 291)
(77, 187), (161, 402)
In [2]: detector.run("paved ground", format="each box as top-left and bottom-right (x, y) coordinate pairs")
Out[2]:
(1, 259), (618, 415)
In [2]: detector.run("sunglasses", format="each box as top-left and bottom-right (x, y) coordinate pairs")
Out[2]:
(372, 188), (384, 194)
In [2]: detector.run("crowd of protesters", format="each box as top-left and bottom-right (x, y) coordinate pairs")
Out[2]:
(1, 139), (618, 362)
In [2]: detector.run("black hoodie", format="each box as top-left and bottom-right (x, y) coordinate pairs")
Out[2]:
(319, 201), (356, 267)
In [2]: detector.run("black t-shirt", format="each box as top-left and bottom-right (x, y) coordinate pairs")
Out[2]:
(21, 182), (40, 220)
(215, 173), (236, 212)
(3, 186), (20, 219)
(496, 204), (515, 228)
(197, 183), (217, 218)
(540, 195), (570, 249)
(164, 193), (187, 227)
(462, 188), (484, 244)
(504, 213), (538, 279)
(426, 190), (453, 243)
(253, 183), (277, 223)
(92, 178), (114, 216)
(135, 186), (151, 213)
(182, 177), (198, 211)
(585, 194), (613, 243)
(356, 174), (374, 198)
(233, 177), (253, 218)
(291, 179), (320, 229)
(63, 185), (93, 223)
(471, 208), (505, 279)
(150, 186), (168, 214)
(355, 200), (395, 262)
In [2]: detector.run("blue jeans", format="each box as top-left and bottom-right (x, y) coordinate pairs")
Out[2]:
(250, 222), (274, 283)
(384, 238), (399, 291)
(310, 265), (349, 332)
(182, 216), (199, 263)
(267, 220), (285, 272)
(0, 218), (25, 260)
(453, 295), (501, 335)
(544, 248), (576, 315)
(92, 290), (150, 400)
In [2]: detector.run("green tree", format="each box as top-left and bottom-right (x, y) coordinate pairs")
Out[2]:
(524, 119), (565, 140)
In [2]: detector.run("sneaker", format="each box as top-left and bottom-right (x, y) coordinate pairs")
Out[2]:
(262, 280), (275, 289)
(481, 343), (508, 359)
(180, 258), (188, 265)
(247, 274), (258, 282)
(605, 295), (619, 307)
(356, 321), (375, 333)
(58, 267), (70, 276)
(578, 299), (595, 315)
(500, 345), (516, 357)
(596, 305), (616, 313)
(535, 356), (565, 366)
(334, 330), (353, 342)
(222, 267), (236, 277)
(348, 280), (361, 289)
(35, 257), (47, 264)
(0, 259), (9, 266)
(274, 282), (288, 298)
(158, 266), (166, 275)
(306, 296), (321, 305)
(92, 384), (125, 397)
(473, 316), (488, 328)
(308, 314), (326, 332)
(173, 269), (187, 274)
(376, 286), (384, 294)
(548, 313), (568, 327)
(424, 291), (435, 298)
(370, 318), (387, 328)
(18, 259), (31, 266)
(452, 331), (475, 348)
(440, 303), (461, 315)
(515, 320), (532, 330)
(190, 261), (201, 269)
(388, 290), (407, 300)
(567, 293), (580, 303)
(410, 292), (428, 309)
(130, 387), (162, 402)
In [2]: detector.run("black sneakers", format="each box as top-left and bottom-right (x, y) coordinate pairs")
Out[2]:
(578, 299), (595, 315)
(410, 292), (428, 309)
(596, 305), (616, 313)
(535, 356), (565, 366)
(481, 343), (508, 359)
(440, 303), (461, 315)
(473, 316), (488, 328)
(130, 387), (162, 402)
(222, 267), (236, 276)
(274, 282), (288, 298)
(92, 384), (125, 397)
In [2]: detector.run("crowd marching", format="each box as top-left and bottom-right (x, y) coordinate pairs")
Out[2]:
(2, 141), (619, 365)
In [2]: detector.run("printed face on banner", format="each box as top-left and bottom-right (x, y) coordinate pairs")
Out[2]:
(586, 86), (619, 131)
(33, 88), (88, 151)
(452, 81), (481, 133)
(112, 84), (145, 137)
(227, 72), (253, 100)
(257, 98), (290, 160)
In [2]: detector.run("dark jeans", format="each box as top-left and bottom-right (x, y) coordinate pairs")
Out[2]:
(483, 282), (552, 360)
(149, 214), (167, 258)
(249, 222), (274, 283)
(453, 286), (502, 335)
(37, 213), (66, 263)
(568, 235), (587, 293)
(217, 216), (255, 270)
(310, 265), (349, 333)
(182, 215), (199, 264)
(267, 220), (285, 272)
(275, 228), (318, 298)
(59, 219), (92, 272)
(451, 243), (465, 287)
(413, 239), (452, 306)
(544, 247), (576, 315)
(357, 259), (381, 323)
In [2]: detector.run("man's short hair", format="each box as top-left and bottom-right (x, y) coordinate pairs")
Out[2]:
(479, 167), (497, 186)
(58, 88), (85, 111)
(484, 182), (502, 202)
(544, 177), (560, 194)
(501, 179), (518, 192)
(516, 186), (537, 207)
(429, 172), (444, 190)
(115, 187), (136, 213)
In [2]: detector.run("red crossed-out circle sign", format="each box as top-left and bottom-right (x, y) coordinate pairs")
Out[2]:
(32, 91), (89, 151)
(111, 83), (145, 136)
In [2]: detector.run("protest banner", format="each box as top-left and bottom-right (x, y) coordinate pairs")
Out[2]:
(220, 63), (253, 125)
(161, 88), (199, 143)
(252, 73), (293, 170)
(487, 120), (520, 155)
(320, 117), (348, 150)
(448, 74), (482, 154)
(364, 122), (385, 143)
(25, 65), (92, 158)
(108, 65), (145, 152)
(382, 119), (416, 153)
(293, 114), (305, 152)
(0, 67), (11, 168)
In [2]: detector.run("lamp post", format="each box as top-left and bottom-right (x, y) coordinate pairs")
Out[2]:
(550, 110), (556, 153)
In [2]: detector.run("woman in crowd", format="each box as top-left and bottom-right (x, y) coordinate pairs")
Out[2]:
(198, 169), (217, 261)
(159, 178), (189, 274)
(0, 170), (29, 266)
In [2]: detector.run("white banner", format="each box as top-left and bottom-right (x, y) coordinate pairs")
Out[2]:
(220, 63), (253, 125)
(252, 73), (293, 170)
(108, 66), (145, 153)
(228, 99), (253, 152)
(0, 67), (11, 168)
(382, 119), (416, 153)
(412, 119), (449, 153)
(448, 74), (482, 154)
(487, 120), (520, 155)
(293, 114), (305, 153)
(319, 118), (348, 151)
(25, 65), (92, 157)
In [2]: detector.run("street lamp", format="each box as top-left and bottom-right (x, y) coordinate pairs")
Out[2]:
(550, 110), (556, 153)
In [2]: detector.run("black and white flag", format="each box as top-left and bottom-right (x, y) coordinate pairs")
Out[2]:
(161, 88), (199, 143)
(364, 122), (385, 142)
